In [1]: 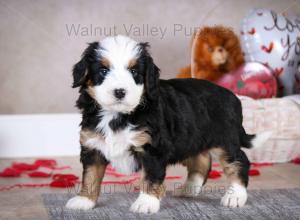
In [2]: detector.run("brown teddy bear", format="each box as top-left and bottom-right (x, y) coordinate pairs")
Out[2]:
(177, 26), (244, 81)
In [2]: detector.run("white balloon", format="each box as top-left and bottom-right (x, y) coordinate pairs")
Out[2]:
(241, 8), (300, 95)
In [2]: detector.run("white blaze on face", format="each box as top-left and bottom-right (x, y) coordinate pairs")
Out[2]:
(92, 35), (144, 113)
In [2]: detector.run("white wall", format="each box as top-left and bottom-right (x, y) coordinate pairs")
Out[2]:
(0, 0), (299, 114)
(0, 114), (81, 158)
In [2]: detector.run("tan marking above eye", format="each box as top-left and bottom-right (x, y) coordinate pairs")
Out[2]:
(128, 59), (137, 68)
(100, 58), (111, 68)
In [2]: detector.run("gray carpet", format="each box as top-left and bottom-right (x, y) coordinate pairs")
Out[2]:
(43, 188), (300, 220)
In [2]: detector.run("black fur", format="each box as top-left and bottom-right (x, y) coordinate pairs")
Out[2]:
(73, 41), (253, 187)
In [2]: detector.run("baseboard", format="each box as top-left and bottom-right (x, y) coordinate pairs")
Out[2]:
(0, 114), (81, 158)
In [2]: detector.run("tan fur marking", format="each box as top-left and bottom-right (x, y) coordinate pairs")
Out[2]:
(182, 151), (211, 180)
(131, 129), (151, 152)
(80, 129), (104, 147)
(141, 180), (166, 199)
(128, 59), (137, 68)
(139, 170), (166, 199)
(214, 147), (243, 185)
(86, 86), (96, 100)
(86, 79), (93, 86)
(100, 57), (111, 68)
(79, 164), (106, 201)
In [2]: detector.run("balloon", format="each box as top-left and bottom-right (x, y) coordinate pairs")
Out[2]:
(241, 9), (300, 96)
(295, 66), (300, 93)
(216, 62), (277, 99)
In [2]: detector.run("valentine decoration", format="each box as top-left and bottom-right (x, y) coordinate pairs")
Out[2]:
(0, 159), (268, 192)
(293, 157), (300, 164)
(249, 169), (261, 176)
(0, 168), (22, 177)
(50, 174), (79, 188)
(0, 159), (182, 191)
(27, 171), (52, 178)
(177, 25), (244, 81)
(295, 66), (300, 93)
(216, 62), (277, 99)
(208, 170), (222, 179)
(12, 163), (39, 171)
(241, 8), (300, 95)
(251, 162), (273, 167)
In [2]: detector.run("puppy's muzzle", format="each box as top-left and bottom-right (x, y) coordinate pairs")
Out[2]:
(114, 88), (126, 100)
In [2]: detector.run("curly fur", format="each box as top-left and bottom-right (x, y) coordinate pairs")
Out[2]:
(177, 26), (244, 81)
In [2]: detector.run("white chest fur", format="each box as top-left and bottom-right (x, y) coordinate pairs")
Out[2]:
(90, 111), (143, 174)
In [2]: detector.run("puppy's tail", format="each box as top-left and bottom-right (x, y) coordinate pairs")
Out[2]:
(240, 128), (272, 149)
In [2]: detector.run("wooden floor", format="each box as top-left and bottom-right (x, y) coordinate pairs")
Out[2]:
(0, 157), (299, 220)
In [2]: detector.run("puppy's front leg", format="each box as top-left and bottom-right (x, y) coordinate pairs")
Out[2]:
(66, 130), (108, 210)
(130, 155), (166, 214)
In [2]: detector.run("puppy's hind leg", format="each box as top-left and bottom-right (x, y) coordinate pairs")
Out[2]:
(219, 148), (250, 208)
(174, 151), (211, 197)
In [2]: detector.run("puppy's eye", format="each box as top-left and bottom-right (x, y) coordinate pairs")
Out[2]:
(129, 68), (138, 76)
(99, 68), (108, 75)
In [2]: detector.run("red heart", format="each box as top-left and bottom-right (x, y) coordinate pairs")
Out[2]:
(274, 67), (284, 77)
(34, 159), (57, 167)
(52, 174), (79, 181)
(293, 157), (300, 164)
(261, 42), (274, 53)
(248, 28), (256, 35)
(50, 174), (79, 188)
(50, 179), (76, 188)
(27, 171), (52, 178)
(12, 163), (39, 171)
(249, 169), (260, 176)
(208, 170), (222, 179)
(0, 168), (22, 177)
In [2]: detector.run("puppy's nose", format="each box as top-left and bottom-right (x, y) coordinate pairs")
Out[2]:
(114, 88), (126, 100)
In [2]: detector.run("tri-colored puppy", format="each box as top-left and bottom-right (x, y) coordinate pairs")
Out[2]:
(66, 35), (271, 213)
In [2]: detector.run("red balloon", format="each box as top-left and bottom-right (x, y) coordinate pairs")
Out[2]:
(216, 62), (277, 99)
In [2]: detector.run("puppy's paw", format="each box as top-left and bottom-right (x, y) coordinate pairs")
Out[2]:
(174, 175), (203, 197)
(66, 196), (96, 210)
(221, 183), (247, 208)
(130, 192), (160, 214)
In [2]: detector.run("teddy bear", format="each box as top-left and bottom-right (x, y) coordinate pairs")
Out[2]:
(177, 26), (245, 81)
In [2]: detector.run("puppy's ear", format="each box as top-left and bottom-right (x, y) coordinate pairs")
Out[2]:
(140, 43), (160, 100)
(72, 42), (99, 88)
(72, 59), (87, 88)
(145, 56), (160, 100)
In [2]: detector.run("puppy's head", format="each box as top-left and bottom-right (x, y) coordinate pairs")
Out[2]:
(72, 35), (159, 114)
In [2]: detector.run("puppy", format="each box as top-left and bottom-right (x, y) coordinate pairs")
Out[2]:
(66, 35), (271, 213)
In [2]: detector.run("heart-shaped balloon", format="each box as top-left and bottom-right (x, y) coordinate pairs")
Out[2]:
(216, 62), (277, 99)
(241, 9), (300, 95)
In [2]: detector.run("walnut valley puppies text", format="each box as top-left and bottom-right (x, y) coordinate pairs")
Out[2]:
(65, 24), (201, 39)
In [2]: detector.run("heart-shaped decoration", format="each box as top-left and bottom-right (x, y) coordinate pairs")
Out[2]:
(241, 9), (300, 95)
(216, 62), (277, 99)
